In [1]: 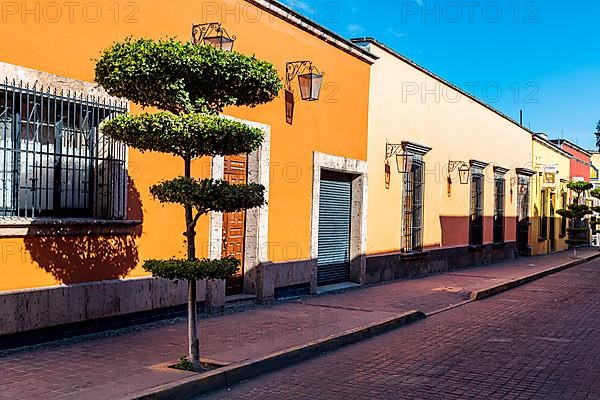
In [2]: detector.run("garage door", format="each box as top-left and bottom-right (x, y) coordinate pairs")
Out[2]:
(317, 172), (352, 286)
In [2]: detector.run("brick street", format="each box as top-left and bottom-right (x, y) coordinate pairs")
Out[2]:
(201, 258), (600, 400)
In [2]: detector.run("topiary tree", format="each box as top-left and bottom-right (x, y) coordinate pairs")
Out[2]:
(95, 38), (281, 371)
(589, 188), (600, 240)
(556, 181), (593, 257)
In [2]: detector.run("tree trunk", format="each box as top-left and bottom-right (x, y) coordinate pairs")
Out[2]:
(188, 279), (200, 370)
(184, 157), (201, 371)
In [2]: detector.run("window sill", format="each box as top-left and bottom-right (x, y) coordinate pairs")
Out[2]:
(468, 244), (484, 252)
(400, 251), (429, 260)
(0, 218), (142, 237)
(538, 237), (548, 242)
(492, 242), (506, 249)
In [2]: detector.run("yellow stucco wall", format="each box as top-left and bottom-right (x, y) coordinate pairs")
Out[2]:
(0, 0), (371, 290)
(363, 41), (532, 255)
(591, 153), (600, 183)
(529, 137), (571, 255)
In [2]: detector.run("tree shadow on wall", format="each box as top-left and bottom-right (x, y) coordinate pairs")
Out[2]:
(24, 179), (144, 285)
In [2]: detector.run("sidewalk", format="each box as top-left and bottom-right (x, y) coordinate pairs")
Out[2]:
(0, 249), (598, 400)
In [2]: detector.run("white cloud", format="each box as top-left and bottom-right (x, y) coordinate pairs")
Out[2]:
(347, 23), (366, 35)
(387, 27), (408, 38)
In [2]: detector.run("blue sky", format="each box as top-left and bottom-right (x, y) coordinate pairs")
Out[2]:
(280, 0), (600, 150)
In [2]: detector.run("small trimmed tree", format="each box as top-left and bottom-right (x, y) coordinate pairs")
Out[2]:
(95, 38), (281, 370)
(589, 188), (600, 240)
(556, 181), (593, 257)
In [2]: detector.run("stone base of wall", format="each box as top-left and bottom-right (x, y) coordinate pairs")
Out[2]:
(366, 242), (518, 284)
(256, 259), (317, 302)
(0, 277), (207, 348)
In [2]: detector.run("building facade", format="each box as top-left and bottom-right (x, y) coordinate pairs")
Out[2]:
(352, 38), (533, 284)
(0, 0), (374, 337)
(529, 134), (571, 255)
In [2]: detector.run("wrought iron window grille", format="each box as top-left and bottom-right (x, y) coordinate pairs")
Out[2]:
(0, 79), (128, 220)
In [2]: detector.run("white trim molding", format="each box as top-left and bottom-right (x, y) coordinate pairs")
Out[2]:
(311, 151), (368, 288)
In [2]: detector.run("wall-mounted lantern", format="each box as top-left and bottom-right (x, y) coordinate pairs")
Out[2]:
(285, 61), (324, 101)
(386, 142), (413, 174)
(192, 22), (236, 51)
(448, 161), (470, 185)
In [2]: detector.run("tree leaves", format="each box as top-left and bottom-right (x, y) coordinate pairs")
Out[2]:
(95, 37), (282, 115)
(566, 181), (593, 196)
(101, 112), (264, 158)
(143, 257), (240, 281)
(150, 177), (266, 215)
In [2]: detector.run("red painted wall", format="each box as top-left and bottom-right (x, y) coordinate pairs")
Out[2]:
(559, 142), (591, 181)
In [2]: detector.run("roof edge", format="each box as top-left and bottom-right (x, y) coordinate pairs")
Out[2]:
(550, 138), (593, 157)
(533, 135), (573, 159)
(245, 0), (378, 64)
(351, 37), (534, 136)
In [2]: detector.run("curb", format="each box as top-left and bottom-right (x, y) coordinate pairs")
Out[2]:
(130, 310), (427, 400)
(470, 252), (600, 301)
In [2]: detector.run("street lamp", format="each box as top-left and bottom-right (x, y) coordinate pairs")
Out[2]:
(448, 161), (470, 184)
(285, 61), (324, 101)
(386, 143), (413, 174)
(192, 22), (236, 51)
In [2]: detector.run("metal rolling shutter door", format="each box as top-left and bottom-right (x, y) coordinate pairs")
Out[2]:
(317, 176), (351, 286)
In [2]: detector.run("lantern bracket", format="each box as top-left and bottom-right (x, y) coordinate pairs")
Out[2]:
(386, 142), (403, 159)
(192, 22), (236, 48)
(285, 61), (322, 89)
(448, 161), (468, 174)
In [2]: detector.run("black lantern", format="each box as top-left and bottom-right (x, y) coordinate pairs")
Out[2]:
(396, 153), (414, 174)
(385, 143), (412, 174)
(192, 23), (236, 51)
(286, 61), (324, 101)
(449, 161), (470, 185)
(458, 163), (470, 184)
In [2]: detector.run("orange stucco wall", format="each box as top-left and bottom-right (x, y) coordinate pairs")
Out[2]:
(0, 0), (370, 291)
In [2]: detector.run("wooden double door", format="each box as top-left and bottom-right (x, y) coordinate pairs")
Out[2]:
(222, 155), (247, 296)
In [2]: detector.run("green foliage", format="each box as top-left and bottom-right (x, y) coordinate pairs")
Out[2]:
(101, 112), (264, 158)
(565, 239), (588, 245)
(556, 204), (593, 219)
(144, 257), (240, 281)
(566, 181), (593, 197)
(150, 177), (266, 215)
(591, 188), (600, 200)
(557, 180), (593, 251)
(95, 37), (282, 114)
(172, 356), (195, 372)
(596, 120), (600, 150)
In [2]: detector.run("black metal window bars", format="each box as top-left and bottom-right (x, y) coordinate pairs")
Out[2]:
(493, 176), (505, 243)
(469, 172), (484, 246)
(0, 79), (128, 219)
(402, 159), (424, 253)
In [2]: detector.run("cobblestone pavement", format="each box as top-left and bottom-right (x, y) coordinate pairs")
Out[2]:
(201, 259), (600, 400)
(0, 250), (596, 400)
